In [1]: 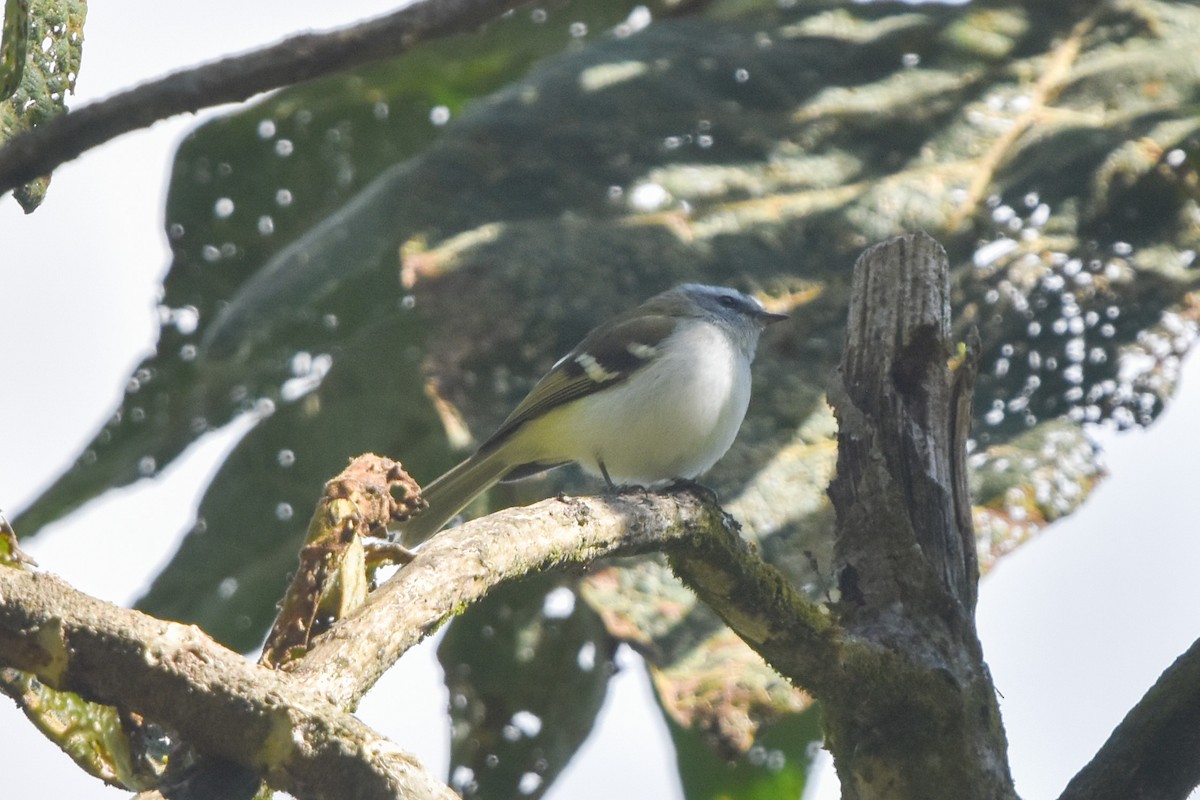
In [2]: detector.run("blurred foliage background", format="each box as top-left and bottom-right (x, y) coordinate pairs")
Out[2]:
(8, 0), (1200, 796)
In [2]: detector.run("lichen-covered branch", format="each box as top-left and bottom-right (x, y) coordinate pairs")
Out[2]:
(0, 567), (456, 800)
(294, 485), (838, 708)
(0, 0), (532, 198)
(664, 520), (836, 693)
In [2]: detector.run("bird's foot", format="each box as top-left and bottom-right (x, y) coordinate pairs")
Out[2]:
(598, 461), (649, 495)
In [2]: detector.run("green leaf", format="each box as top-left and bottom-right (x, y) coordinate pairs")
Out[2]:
(581, 558), (814, 786)
(970, 418), (1104, 570)
(0, 0), (86, 209)
(669, 704), (822, 800)
(438, 575), (618, 799)
(0, 669), (167, 790)
(0, 0), (30, 100)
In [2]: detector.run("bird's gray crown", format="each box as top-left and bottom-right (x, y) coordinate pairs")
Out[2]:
(674, 284), (771, 323)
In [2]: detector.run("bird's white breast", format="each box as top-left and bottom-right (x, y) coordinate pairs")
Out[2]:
(526, 319), (752, 485)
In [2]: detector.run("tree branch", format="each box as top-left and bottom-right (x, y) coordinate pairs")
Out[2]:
(1059, 635), (1200, 800)
(0, 0), (531, 198)
(294, 486), (838, 707)
(0, 483), (837, 797)
(0, 567), (456, 800)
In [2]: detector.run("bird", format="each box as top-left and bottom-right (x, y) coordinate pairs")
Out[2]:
(395, 283), (787, 546)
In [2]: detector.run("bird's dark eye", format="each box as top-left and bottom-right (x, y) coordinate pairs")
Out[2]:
(718, 295), (739, 309)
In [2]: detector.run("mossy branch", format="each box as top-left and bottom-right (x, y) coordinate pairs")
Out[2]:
(294, 484), (839, 708)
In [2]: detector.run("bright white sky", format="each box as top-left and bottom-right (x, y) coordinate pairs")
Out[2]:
(2, 2), (1199, 799)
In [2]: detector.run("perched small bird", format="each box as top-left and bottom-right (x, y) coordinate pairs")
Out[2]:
(397, 283), (787, 546)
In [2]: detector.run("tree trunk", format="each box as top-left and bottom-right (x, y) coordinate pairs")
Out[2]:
(824, 232), (1016, 799)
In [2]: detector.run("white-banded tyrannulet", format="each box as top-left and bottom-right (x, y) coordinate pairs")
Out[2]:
(396, 283), (787, 546)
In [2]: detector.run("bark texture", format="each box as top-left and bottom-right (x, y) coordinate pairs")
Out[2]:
(0, 568), (456, 800)
(824, 232), (1016, 799)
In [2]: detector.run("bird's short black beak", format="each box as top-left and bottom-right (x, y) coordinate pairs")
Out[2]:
(757, 310), (789, 325)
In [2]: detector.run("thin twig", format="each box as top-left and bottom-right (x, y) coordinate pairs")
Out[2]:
(0, 0), (532, 197)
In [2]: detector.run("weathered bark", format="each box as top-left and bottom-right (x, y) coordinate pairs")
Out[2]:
(823, 232), (1016, 799)
(0, 568), (457, 800)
